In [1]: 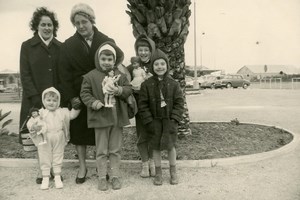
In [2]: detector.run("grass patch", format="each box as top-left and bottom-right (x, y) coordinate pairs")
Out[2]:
(0, 122), (293, 160)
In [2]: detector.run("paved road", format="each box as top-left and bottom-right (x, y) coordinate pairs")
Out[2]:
(1, 88), (300, 200)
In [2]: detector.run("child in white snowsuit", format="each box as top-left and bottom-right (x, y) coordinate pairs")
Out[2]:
(27, 87), (80, 190)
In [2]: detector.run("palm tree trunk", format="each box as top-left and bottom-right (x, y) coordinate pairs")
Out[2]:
(126, 0), (192, 135)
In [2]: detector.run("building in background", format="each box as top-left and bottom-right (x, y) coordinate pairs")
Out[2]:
(237, 65), (300, 81)
(0, 69), (20, 92)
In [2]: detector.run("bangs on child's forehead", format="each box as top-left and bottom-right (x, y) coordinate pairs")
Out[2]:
(99, 49), (115, 60)
(44, 91), (58, 99)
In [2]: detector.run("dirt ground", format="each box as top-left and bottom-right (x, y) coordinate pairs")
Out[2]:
(1, 88), (300, 200)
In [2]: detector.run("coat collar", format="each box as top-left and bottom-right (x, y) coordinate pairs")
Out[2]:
(30, 34), (60, 47)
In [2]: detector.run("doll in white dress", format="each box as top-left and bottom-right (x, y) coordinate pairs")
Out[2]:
(102, 70), (121, 107)
(130, 56), (146, 91)
(27, 108), (47, 146)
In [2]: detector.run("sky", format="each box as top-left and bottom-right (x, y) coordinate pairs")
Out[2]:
(0, 0), (299, 73)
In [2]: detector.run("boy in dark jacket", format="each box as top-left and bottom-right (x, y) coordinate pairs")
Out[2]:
(80, 41), (132, 191)
(138, 49), (184, 185)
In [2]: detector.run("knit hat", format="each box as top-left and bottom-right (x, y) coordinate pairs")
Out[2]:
(135, 39), (151, 49)
(70, 3), (95, 24)
(150, 49), (170, 77)
(98, 44), (116, 60)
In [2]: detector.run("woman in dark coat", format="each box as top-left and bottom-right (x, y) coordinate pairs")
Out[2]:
(19, 7), (61, 184)
(58, 3), (114, 184)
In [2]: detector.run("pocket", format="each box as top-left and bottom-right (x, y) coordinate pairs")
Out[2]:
(169, 120), (178, 134)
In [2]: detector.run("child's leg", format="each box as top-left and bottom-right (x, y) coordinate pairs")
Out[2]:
(153, 150), (163, 185)
(168, 147), (178, 185)
(108, 125), (123, 190)
(136, 116), (150, 177)
(95, 127), (109, 191)
(168, 147), (176, 166)
(38, 144), (51, 189)
(108, 126), (122, 177)
(52, 131), (65, 188)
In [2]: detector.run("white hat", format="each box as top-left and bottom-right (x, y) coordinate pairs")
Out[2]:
(70, 3), (95, 24)
(98, 44), (116, 59)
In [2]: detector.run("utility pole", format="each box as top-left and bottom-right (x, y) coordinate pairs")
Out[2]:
(193, 1), (199, 89)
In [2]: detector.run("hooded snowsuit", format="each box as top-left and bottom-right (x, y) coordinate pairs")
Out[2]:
(27, 87), (80, 176)
(80, 41), (132, 178)
(138, 49), (184, 150)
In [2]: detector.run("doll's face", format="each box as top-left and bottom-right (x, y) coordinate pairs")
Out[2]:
(108, 70), (114, 77)
(32, 111), (39, 118)
(153, 58), (167, 77)
(132, 62), (140, 69)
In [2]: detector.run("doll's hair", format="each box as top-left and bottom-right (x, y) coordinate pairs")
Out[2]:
(30, 7), (59, 37)
(130, 56), (141, 64)
(29, 107), (39, 115)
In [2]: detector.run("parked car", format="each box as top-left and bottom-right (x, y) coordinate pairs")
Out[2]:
(200, 76), (223, 89)
(185, 76), (202, 88)
(0, 79), (5, 93)
(215, 74), (250, 89)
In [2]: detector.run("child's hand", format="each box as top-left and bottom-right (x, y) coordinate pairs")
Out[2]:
(71, 97), (82, 110)
(92, 100), (104, 110)
(31, 123), (42, 132)
(106, 84), (118, 94)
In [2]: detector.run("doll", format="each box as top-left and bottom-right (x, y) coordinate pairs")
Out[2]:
(102, 70), (121, 107)
(130, 56), (147, 91)
(27, 108), (47, 146)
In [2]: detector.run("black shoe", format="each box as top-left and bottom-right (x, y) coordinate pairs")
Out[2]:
(75, 169), (88, 184)
(36, 177), (43, 184)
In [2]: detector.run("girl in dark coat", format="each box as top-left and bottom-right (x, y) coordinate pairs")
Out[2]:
(19, 7), (61, 184)
(58, 3), (114, 184)
(138, 49), (184, 186)
(127, 34), (157, 178)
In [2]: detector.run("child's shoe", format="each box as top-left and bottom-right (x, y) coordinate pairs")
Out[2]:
(153, 166), (162, 186)
(111, 177), (121, 190)
(55, 175), (63, 189)
(98, 177), (108, 191)
(170, 165), (178, 185)
(149, 159), (156, 177)
(40, 177), (49, 190)
(140, 161), (150, 178)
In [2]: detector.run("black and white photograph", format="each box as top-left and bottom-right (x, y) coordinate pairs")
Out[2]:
(0, 0), (300, 199)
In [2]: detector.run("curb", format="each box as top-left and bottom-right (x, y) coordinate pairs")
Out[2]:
(1, 121), (299, 169)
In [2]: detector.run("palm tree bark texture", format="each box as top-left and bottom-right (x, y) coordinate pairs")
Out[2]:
(126, 0), (192, 135)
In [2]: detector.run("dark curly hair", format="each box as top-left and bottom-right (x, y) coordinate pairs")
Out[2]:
(30, 7), (59, 37)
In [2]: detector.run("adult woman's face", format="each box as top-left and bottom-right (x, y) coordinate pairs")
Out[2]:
(137, 46), (151, 63)
(38, 16), (53, 40)
(74, 14), (94, 38)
